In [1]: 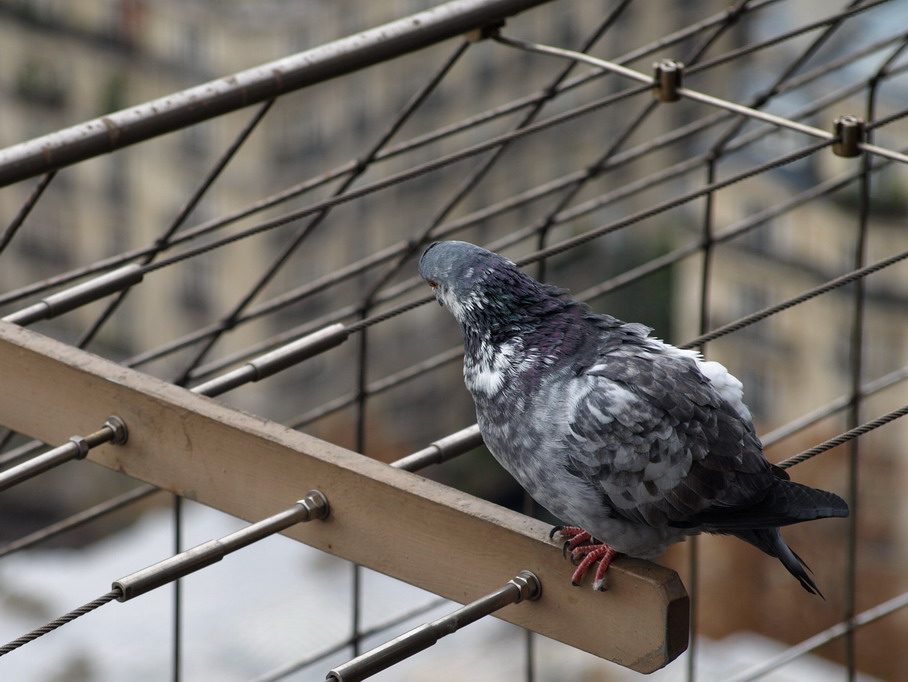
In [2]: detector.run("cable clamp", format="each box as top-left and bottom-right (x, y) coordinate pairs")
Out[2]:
(652, 59), (684, 102)
(832, 115), (866, 157)
(465, 20), (504, 43)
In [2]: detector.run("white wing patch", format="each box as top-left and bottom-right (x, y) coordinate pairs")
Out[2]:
(644, 337), (752, 421)
(696, 359), (751, 420)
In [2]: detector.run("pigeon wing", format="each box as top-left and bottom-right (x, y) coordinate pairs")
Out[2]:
(560, 349), (772, 529)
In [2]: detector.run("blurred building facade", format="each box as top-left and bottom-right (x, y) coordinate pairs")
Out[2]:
(0, 1), (905, 678)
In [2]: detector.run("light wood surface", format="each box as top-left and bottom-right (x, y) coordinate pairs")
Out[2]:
(0, 320), (688, 672)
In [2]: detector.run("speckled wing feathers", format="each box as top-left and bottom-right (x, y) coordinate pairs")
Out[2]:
(561, 339), (777, 529)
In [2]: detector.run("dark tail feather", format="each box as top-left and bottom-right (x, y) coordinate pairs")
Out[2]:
(732, 527), (824, 598)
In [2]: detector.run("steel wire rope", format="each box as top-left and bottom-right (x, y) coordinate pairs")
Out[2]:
(250, 597), (450, 682)
(74, 100), (277, 352)
(0, 486), (159, 559)
(86, 132), (905, 409)
(0, 171), (57, 258)
(761, 364), (908, 449)
(3, 5), (904, 676)
(778, 404), (908, 470)
(0, 589), (121, 657)
(345, 10), (636, 661)
(286, 147), (907, 435)
(355, 1), (636, 310)
(125, 80), (652, 281)
(166, 137), (841, 371)
(296, 139), (839, 342)
(167, 40), (473, 389)
(679, 248), (908, 350)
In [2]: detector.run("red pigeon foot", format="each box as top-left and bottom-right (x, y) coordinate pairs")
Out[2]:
(569, 542), (621, 591)
(550, 525), (593, 557)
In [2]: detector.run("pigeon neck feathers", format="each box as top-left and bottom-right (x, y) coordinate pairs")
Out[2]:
(454, 265), (592, 397)
(418, 240), (597, 394)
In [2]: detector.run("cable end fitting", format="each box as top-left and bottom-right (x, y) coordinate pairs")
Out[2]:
(832, 115), (866, 157)
(653, 59), (684, 102)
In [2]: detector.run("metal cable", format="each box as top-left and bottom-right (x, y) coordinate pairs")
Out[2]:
(778, 404), (908, 469)
(681, 248), (908, 350)
(0, 589), (121, 657)
(0, 171), (56, 257)
(761, 363), (908, 449)
(0, 2), (900, 312)
(88, 41), (908, 369)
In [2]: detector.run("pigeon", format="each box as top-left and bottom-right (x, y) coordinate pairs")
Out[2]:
(418, 240), (849, 594)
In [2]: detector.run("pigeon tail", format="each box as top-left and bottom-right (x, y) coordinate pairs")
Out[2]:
(732, 527), (824, 597)
(685, 479), (850, 530)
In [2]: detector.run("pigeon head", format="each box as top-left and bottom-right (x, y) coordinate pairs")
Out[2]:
(418, 240), (573, 336)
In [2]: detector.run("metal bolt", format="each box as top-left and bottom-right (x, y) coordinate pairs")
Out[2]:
(104, 416), (129, 445)
(509, 569), (542, 603)
(299, 489), (330, 521)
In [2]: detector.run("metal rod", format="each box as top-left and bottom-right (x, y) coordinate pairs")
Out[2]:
(391, 425), (483, 471)
(0, 0), (555, 187)
(189, 324), (349, 397)
(0, 417), (127, 493)
(2, 265), (144, 326)
(325, 571), (541, 682)
(113, 491), (329, 602)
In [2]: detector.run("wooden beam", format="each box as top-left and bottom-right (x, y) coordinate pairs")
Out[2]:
(0, 321), (688, 672)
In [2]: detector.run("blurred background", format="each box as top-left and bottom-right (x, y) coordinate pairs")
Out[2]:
(0, 0), (906, 680)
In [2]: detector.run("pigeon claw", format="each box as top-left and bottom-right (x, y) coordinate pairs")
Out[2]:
(550, 526), (592, 550)
(568, 543), (620, 591)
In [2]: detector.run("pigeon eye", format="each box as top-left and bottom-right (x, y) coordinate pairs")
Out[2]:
(427, 280), (438, 288)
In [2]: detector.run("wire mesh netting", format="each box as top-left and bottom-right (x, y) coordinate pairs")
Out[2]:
(0, 0), (906, 680)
